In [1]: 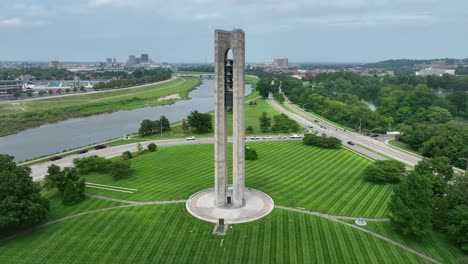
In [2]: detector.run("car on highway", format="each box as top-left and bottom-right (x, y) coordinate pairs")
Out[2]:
(94, 144), (107, 150)
(77, 149), (88, 154)
(250, 136), (260, 140)
(49, 156), (62, 161)
(290, 134), (302, 138)
(263, 136), (272, 139)
(186, 136), (196, 140)
(314, 120), (319, 123)
(347, 141), (355, 145)
(278, 135), (287, 139)
(371, 134), (379, 138)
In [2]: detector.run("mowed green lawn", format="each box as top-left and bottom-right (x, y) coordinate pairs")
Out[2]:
(17, 77), (198, 112)
(0, 204), (428, 264)
(84, 141), (391, 218)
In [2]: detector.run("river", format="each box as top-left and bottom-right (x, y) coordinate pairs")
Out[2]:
(0, 80), (253, 161)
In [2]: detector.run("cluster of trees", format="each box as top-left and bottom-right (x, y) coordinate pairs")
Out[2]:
(44, 165), (86, 205)
(389, 157), (467, 251)
(0, 155), (49, 234)
(93, 69), (172, 90)
(187, 110), (212, 133)
(259, 112), (299, 133)
(362, 160), (406, 184)
(302, 134), (341, 149)
(138, 116), (171, 137)
(177, 66), (214, 73)
(73, 156), (130, 180)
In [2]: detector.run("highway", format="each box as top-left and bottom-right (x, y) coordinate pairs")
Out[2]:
(267, 95), (422, 167)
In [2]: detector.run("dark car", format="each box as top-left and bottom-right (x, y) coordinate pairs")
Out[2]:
(49, 156), (62, 161)
(94, 144), (107, 150)
(314, 120), (319, 123)
(78, 149), (88, 154)
(347, 141), (355, 145)
(371, 134), (379, 138)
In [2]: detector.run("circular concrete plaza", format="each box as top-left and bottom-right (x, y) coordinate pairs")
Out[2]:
(186, 188), (274, 224)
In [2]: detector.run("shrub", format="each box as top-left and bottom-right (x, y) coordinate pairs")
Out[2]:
(73, 155), (111, 174)
(109, 161), (130, 180)
(303, 134), (341, 149)
(245, 147), (258, 160)
(147, 143), (157, 152)
(122, 151), (133, 160)
(62, 179), (86, 206)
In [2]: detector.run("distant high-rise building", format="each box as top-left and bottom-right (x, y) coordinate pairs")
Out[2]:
(141, 54), (149, 63)
(135, 58), (141, 65)
(49, 60), (60, 69)
(106, 58), (112, 67)
(274, 58), (288, 68)
(127, 55), (136, 66)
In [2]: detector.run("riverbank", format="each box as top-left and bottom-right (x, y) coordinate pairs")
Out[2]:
(0, 77), (200, 137)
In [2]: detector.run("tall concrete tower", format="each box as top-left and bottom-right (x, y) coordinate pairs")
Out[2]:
(214, 29), (245, 208)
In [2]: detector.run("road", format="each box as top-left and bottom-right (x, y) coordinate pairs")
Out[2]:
(30, 137), (302, 181)
(267, 95), (422, 167)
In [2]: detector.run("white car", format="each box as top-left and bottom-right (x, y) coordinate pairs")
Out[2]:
(263, 136), (272, 139)
(186, 136), (196, 140)
(290, 134), (302, 138)
(278, 135), (287, 139)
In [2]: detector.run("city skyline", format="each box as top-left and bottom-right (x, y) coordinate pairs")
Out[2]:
(0, 0), (467, 62)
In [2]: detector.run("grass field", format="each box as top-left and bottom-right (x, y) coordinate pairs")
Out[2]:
(84, 141), (391, 218)
(0, 78), (200, 136)
(0, 204), (430, 264)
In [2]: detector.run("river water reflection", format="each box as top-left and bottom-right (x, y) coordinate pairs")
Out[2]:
(0, 79), (252, 161)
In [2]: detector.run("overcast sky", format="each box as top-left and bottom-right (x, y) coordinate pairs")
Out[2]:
(0, 0), (467, 63)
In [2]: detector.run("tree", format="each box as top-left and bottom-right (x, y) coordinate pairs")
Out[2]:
(259, 112), (271, 132)
(246, 125), (254, 134)
(160, 115), (170, 132)
(0, 154), (49, 233)
(26, 90), (33, 97)
(147, 143), (157, 152)
(138, 119), (153, 137)
(245, 147), (258, 160)
(44, 166), (80, 195)
(303, 134), (341, 149)
(109, 161), (130, 180)
(415, 157), (454, 196)
(363, 160), (406, 184)
(62, 179), (86, 206)
(187, 110), (212, 133)
(447, 205), (468, 252)
(137, 143), (144, 153)
(73, 156), (110, 174)
(388, 171), (433, 238)
(181, 119), (189, 134)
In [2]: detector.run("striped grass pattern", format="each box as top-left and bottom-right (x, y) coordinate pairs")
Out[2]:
(0, 204), (428, 264)
(84, 141), (391, 218)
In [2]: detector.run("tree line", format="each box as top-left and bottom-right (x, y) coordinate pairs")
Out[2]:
(92, 69), (172, 90)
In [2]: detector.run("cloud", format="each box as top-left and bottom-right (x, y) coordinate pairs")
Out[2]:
(0, 18), (25, 28)
(88, 0), (139, 9)
(193, 12), (222, 21)
(12, 3), (49, 17)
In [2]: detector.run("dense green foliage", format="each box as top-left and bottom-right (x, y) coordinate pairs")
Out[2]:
(187, 110), (212, 133)
(258, 112), (271, 132)
(73, 156), (131, 181)
(138, 116), (171, 137)
(44, 165), (86, 205)
(147, 143), (157, 152)
(271, 113), (299, 133)
(177, 65), (214, 73)
(303, 134), (341, 149)
(92, 69), (172, 90)
(389, 171), (434, 238)
(362, 160), (406, 184)
(245, 147), (258, 160)
(108, 161), (131, 180)
(121, 151), (133, 160)
(0, 155), (49, 233)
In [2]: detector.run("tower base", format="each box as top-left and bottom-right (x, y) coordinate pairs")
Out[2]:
(186, 188), (274, 224)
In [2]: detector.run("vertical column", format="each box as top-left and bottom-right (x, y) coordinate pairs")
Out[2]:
(214, 32), (228, 207)
(232, 31), (245, 208)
